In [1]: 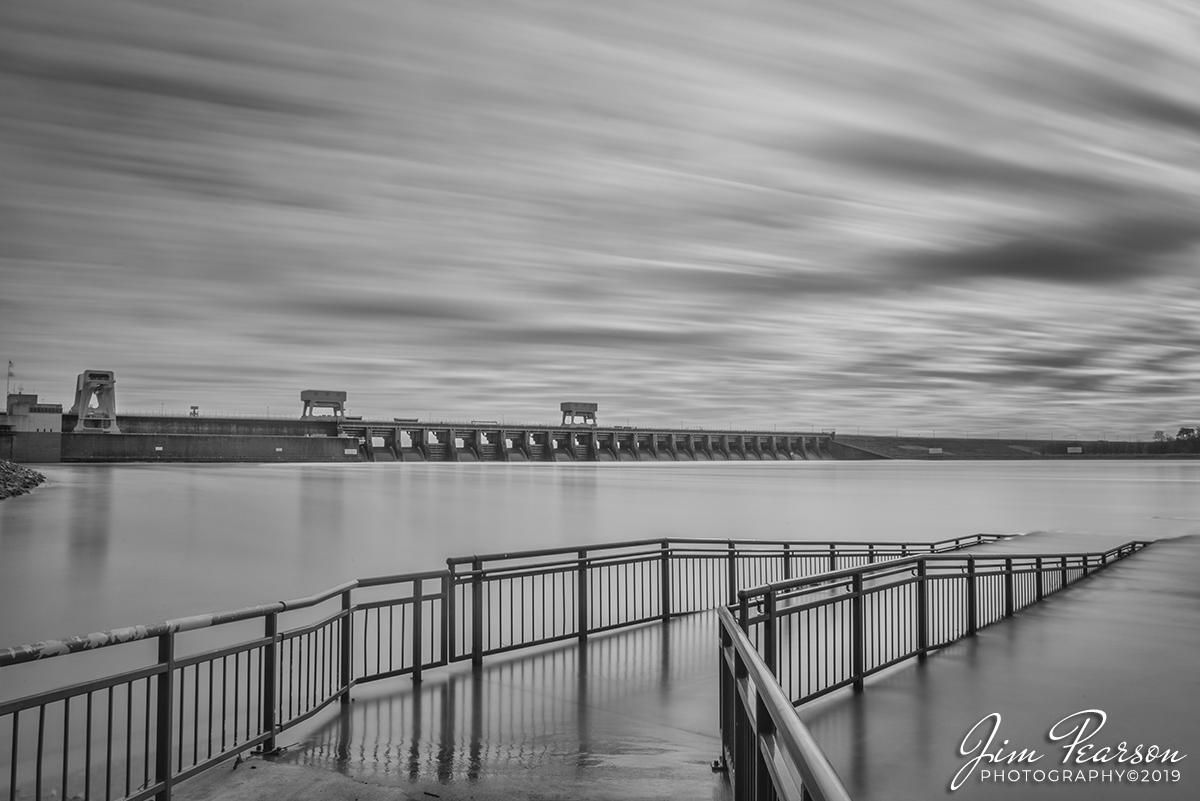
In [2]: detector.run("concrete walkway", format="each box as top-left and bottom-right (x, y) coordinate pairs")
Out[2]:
(179, 610), (733, 801)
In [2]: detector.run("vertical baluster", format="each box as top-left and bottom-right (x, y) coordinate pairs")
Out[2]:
(442, 572), (452, 665)
(1004, 558), (1014, 618)
(412, 579), (424, 684)
(852, 573), (865, 691)
(763, 592), (778, 677)
(660, 542), (671, 623)
(155, 632), (175, 801)
(577, 550), (588, 643)
(471, 559), (484, 667)
(262, 613), (278, 753)
(340, 588), (352, 704)
(966, 557), (977, 637)
(727, 543), (738, 605)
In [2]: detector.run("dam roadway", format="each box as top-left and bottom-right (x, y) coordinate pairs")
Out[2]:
(55, 413), (872, 463)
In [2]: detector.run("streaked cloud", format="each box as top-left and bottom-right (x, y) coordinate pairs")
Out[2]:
(2, 0), (1198, 434)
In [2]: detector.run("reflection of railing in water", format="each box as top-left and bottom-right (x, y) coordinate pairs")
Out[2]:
(0, 533), (1001, 801)
(295, 609), (720, 782)
(719, 540), (1151, 801)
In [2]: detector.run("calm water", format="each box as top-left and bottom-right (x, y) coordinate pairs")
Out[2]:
(2, 461), (1199, 799)
(3, 460), (1199, 647)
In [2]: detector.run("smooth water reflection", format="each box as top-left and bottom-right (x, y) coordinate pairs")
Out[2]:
(286, 610), (726, 799)
(3, 461), (1198, 649)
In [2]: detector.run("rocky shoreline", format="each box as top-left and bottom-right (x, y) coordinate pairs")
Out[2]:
(0, 459), (46, 500)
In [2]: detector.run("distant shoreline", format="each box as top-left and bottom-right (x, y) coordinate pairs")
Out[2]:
(834, 434), (1200, 460)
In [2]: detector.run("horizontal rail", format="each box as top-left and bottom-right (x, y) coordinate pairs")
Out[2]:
(718, 607), (851, 801)
(735, 540), (1150, 710)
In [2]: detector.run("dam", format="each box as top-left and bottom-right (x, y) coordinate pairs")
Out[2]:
(1, 371), (866, 464)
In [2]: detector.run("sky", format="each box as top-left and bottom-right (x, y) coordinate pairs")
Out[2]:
(1, 0), (1198, 436)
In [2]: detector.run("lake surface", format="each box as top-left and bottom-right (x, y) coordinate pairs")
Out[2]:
(2, 461), (1199, 799)
(3, 460), (1198, 650)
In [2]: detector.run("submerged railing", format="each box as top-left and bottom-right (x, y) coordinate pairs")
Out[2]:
(718, 540), (1150, 800)
(0, 534), (999, 801)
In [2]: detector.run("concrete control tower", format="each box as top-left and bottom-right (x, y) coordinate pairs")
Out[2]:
(301, 390), (347, 418)
(67, 370), (120, 433)
(561, 402), (598, 426)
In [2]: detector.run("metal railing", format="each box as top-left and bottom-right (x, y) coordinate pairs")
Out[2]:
(719, 607), (851, 801)
(0, 534), (998, 801)
(718, 540), (1151, 800)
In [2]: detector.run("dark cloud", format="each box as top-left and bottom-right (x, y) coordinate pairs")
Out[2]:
(901, 217), (1200, 284)
(635, 263), (874, 299)
(288, 296), (495, 324)
(473, 325), (725, 351)
(996, 349), (1101, 372)
(1010, 55), (1200, 138)
(916, 366), (1112, 394)
(815, 133), (1120, 199)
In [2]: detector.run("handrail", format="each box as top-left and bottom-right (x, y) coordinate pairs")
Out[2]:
(733, 539), (1151, 708)
(446, 532), (1004, 566)
(738, 541), (1145, 602)
(2, 535), (1003, 667)
(717, 607), (851, 801)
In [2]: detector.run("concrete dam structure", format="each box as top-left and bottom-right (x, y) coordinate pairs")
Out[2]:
(2, 372), (877, 464)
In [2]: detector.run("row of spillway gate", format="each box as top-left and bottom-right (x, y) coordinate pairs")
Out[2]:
(339, 424), (840, 462)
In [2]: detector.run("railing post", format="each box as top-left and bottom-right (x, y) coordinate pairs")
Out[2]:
(966, 557), (977, 636)
(472, 558), (484, 667)
(727, 542), (738, 605)
(340, 588), (352, 703)
(155, 632), (175, 801)
(1035, 556), (1044, 601)
(852, 573), (864, 691)
(412, 578), (424, 684)
(782, 543), (791, 581)
(755, 693), (775, 794)
(1082, 555), (1089, 576)
(577, 550), (588, 643)
(828, 543), (837, 572)
(1004, 557), (1014, 618)
(1060, 555), (1068, 588)
(738, 593), (749, 632)
(868, 544), (875, 564)
(916, 559), (928, 658)
(763, 592), (777, 677)
(660, 541), (671, 622)
(262, 613), (278, 752)
(446, 562), (457, 662)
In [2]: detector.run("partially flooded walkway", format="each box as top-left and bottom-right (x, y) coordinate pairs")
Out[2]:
(799, 533), (1200, 800)
(179, 610), (733, 801)
(177, 532), (1186, 801)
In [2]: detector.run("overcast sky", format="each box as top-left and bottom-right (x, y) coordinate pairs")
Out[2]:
(2, 0), (1198, 435)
